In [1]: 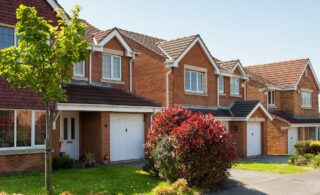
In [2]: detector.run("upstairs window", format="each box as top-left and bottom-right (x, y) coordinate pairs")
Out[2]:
(218, 76), (224, 94)
(230, 78), (239, 95)
(102, 54), (121, 81)
(0, 26), (15, 49)
(301, 91), (312, 108)
(74, 61), (85, 77)
(185, 70), (204, 93)
(268, 90), (275, 106)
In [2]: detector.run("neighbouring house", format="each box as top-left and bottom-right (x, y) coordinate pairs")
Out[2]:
(84, 23), (274, 158)
(0, 0), (161, 174)
(245, 59), (320, 155)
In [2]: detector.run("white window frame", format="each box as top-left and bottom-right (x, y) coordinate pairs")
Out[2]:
(184, 70), (205, 94)
(218, 76), (224, 94)
(230, 78), (240, 96)
(0, 109), (45, 151)
(301, 91), (312, 108)
(0, 25), (18, 49)
(102, 54), (122, 81)
(74, 61), (85, 77)
(268, 90), (276, 106)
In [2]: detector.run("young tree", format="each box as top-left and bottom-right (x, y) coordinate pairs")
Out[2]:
(0, 5), (88, 194)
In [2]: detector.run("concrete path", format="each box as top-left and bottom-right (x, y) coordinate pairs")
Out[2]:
(212, 169), (320, 195)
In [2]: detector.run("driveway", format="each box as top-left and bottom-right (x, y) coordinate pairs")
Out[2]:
(211, 156), (320, 195)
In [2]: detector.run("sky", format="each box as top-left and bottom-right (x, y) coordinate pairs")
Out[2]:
(59, 0), (320, 79)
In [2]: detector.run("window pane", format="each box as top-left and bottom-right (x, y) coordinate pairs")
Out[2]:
(35, 112), (46, 145)
(71, 118), (75, 140)
(268, 91), (272, 104)
(185, 71), (190, 90)
(74, 61), (84, 76)
(191, 72), (197, 91)
(113, 56), (121, 79)
(219, 76), (224, 93)
(0, 26), (14, 49)
(63, 118), (68, 140)
(0, 111), (14, 148)
(16, 110), (32, 147)
(103, 55), (111, 79)
(308, 127), (316, 140)
(198, 73), (203, 92)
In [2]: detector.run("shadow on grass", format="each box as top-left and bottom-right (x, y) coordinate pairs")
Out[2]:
(0, 166), (168, 195)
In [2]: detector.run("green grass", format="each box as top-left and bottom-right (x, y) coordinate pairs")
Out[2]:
(234, 161), (313, 174)
(0, 166), (170, 195)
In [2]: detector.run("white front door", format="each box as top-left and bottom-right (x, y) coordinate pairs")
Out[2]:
(247, 122), (262, 157)
(288, 127), (298, 155)
(60, 112), (80, 160)
(110, 114), (145, 161)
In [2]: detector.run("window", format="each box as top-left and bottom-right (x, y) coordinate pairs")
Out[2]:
(218, 76), (224, 94)
(0, 26), (15, 49)
(0, 110), (46, 150)
(230, 78), (239, 95)
(301, 91), (312, 108)
(74, 61), (85, 77)
(185, 70), (204, 93)
(102, 54), (121, 80)
(0, 111), (14, 148)
(268, 90), (275, 106)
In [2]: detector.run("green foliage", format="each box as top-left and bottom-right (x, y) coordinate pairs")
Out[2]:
(151, 137), (179, 182)
(154, 179), (198, 195)
(0, 5), (88, 102)
(83, 152), (96, 168)
(290, 154), (320, 168)
(53, 155), (74, 170)
(294, 141), (320, 155)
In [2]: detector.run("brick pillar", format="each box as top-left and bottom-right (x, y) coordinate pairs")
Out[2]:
(100, 112), (110, 162)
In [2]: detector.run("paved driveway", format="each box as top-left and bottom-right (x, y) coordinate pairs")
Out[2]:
(216, 169), (320, 195)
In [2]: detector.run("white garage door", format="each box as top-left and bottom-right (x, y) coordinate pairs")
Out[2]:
(247, 122), (262, 157)
(288, 127), (298, 155)
(110, 114), (145, 161)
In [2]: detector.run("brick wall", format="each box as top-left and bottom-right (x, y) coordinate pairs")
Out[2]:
(0, 153), (44, 174)
(173, 42), (218, 106)
(247, 81), (267, 107)
(266, 119), (288, 154)
(229, 121), (246, 157)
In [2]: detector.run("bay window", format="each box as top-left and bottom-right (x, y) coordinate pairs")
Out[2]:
(301, 91), (312, 108)
(185, 70), (204, 93)
(0, 110), (46, 150)
(230, 78), (240, 95)
(102, 54), (121, 81)
(218, 76), (224, 94)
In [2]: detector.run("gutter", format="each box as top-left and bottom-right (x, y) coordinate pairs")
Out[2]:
(129, 52), (137, 92)
(166, 66), (172, 108)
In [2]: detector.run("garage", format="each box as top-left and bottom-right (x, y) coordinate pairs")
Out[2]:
(247, 122), (262, 156)
(110, 113), (145, 161)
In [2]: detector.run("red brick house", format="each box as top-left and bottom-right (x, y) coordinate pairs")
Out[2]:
(246, 59), (320, 154)
(0, 0), (161, 174)
(83, 25), (273, 158)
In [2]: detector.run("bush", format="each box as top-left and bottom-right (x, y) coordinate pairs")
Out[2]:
(294, 141), (320, 155)
(83, 152), (96, 168)
(53, 155), (74, 169)
(290, 153), (320, 167)
(154, 179), (197, 195)
(146, 106), (237, 189)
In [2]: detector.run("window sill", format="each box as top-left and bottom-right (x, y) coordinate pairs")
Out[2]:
(0, 147), (45, 156)
(219, 93), (226, 96)
(268, 105), (277, 109)
(184, 91), (207, 96)
(100, 79), (124, 84)
(301, 106), (313, 110)
(230, 94), (241, 98)
(73, 76), (88, 81)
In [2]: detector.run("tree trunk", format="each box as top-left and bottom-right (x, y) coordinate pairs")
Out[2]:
(45, 101), (53, 195)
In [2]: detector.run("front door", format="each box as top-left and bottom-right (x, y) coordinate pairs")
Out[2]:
(247, 122), (262, 157)
(60, 112), (79, 160)
(288, 127), (298, 155)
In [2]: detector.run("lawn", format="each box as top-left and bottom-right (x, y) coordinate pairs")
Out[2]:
(234, 161), (313, 174)
(0, 166), (169, 195)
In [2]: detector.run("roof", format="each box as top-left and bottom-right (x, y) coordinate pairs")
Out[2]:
(245, 59), (309, 88)
(189, 100), (263, 119)
(157, 35), (199, 60)
(217, 60), (239, 72)
(60, 84), (161, 107)
(81, 20), (102, 43)
(270, 110), (320, 124)
(0, 0), (59, 26)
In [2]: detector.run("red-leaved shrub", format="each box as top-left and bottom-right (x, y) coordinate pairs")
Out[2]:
(145, 106), (237, 189)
